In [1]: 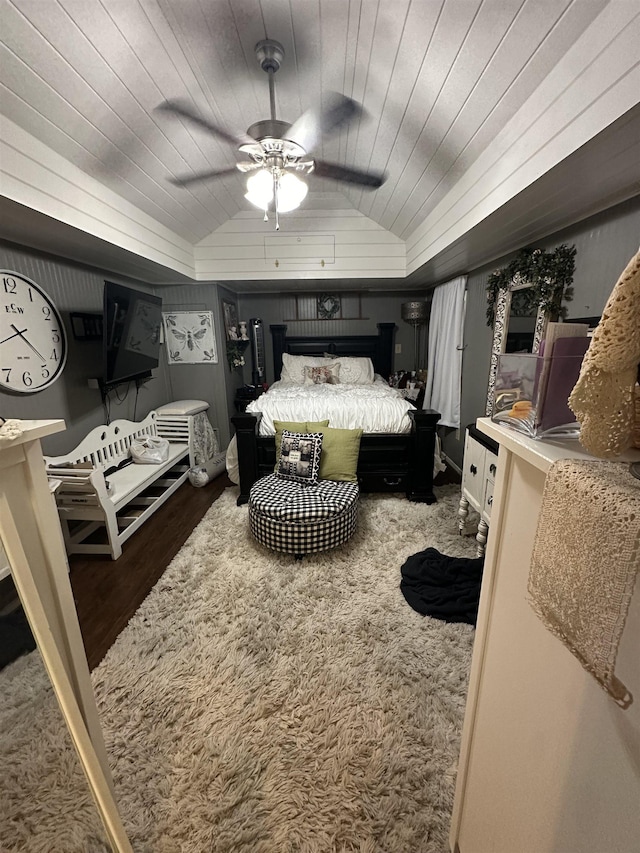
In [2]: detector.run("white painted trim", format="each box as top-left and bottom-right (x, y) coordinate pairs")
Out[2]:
(443, 454), (462, 476)
(0, 119), (196, 279)
(405, 4), (640, 274)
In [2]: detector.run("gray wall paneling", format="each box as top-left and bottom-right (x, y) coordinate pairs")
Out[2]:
(442, 195), (640, 469)
(236, 290), (431, 385)
(0, 242), (170, 455)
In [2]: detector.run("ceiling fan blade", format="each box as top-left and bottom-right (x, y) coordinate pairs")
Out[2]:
(312, 159), (386, 189)
(169, 166), (241, 187)
(156, 99), (253, 147)
(287, 93), (363, 153)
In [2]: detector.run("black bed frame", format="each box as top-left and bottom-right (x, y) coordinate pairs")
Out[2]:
(231, 323), (440, 505)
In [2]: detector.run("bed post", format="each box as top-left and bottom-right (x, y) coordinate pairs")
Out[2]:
(376, 323), (396, 380)
(270, 324), (287, 381)
(231, 412), (262, 505)
(407, 408), (440, 503)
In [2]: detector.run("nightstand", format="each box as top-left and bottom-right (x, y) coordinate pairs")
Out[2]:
(234, 386), (263, 413)
(458, 423), (499, 556)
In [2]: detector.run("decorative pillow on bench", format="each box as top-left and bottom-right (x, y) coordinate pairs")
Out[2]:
(273, 419), (329, 466)
(276, 430), (324, 485)
(315, 426), (363, 483)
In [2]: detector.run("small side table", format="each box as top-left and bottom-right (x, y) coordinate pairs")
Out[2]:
(234, 386), (263, 413)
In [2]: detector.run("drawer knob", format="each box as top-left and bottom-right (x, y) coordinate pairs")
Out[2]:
(489, 463), (497, 475)
(470, 464), (478, 475)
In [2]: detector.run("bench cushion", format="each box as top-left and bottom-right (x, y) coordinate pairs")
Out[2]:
(156, 399), (209, 416)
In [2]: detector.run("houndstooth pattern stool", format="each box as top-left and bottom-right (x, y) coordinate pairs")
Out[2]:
(248, 474), (359, 558)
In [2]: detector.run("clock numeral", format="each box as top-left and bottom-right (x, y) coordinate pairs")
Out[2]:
(22, 371), (32, 387)
(2, 368), (11, 382)
(51, 329), (60, 343)
(42, 306), (52, 320)
(51, 348), (58, 361)
(2, 277), (17, 294)
(41, 365), (50, 379)
(28, 288), (34, 302)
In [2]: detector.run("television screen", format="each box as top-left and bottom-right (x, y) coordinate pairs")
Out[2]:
(103, 282), (162, 386)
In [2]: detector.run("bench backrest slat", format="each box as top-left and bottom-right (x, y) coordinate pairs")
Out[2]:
(46, 411), (162, 473)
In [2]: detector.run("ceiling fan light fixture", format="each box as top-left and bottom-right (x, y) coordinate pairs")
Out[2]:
(275, 171), (308, 212)
(245, 168), (308, 215)
(245, 169), (274, 210)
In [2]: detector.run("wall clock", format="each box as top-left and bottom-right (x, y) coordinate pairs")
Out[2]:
(0, 271), (68, 394)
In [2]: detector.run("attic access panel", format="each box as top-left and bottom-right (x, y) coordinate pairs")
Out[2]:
(264, 234), (335, 268)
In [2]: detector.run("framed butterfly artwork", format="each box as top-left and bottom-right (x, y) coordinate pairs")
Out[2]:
(162, 311), (218, 364)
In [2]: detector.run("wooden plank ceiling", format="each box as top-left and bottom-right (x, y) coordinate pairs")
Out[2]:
(1, 0), (639, 289)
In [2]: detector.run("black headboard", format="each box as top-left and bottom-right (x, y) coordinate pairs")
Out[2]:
(270, 323), (396, 381)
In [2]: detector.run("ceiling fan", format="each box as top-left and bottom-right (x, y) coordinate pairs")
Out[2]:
(157, 39), (386, 229)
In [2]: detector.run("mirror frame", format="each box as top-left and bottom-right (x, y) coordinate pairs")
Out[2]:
(485, 272), (549, 416)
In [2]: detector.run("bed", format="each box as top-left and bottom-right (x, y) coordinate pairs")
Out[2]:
(231, 323), (440, 505)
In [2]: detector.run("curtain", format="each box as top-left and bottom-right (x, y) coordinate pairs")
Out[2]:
(423, 275), (467, 428)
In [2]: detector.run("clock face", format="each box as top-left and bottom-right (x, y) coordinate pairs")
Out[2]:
(0, 271), (68, 394)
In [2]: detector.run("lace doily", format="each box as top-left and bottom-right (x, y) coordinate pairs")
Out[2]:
(529, 459), (639, 708)
(569, 249), (640, 457)
(0, 419), (24, 440)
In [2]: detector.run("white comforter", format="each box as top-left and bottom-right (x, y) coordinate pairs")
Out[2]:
(245, 378), (413, 435)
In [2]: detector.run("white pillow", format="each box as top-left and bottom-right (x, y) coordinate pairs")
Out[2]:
(281, 353), (327, 383)
(330, 356), (375, 384)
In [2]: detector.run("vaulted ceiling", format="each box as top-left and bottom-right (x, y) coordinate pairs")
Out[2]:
(1, 0), (639, 290)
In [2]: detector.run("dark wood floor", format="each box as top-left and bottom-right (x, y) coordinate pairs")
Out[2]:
(69, 473), (234, 670)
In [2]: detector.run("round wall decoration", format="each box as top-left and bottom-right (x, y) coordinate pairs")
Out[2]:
(317, 293), (341, 320)
(0, 271), (68, 394)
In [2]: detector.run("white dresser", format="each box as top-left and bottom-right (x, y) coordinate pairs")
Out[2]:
(450, 419), (640, 853)
(458, 424), (499, 555)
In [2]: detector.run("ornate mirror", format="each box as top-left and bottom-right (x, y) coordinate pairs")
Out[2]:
(485, 245), (576, 416)
(485, 274), (548, 415)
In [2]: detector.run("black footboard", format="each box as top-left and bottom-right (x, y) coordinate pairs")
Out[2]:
(232, 409), (440, 506)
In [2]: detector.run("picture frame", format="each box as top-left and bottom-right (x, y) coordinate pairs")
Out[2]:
(162, 311), (218, 364)
(222, 299), (239, 340)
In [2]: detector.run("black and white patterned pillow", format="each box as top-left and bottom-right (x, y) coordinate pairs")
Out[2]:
(276, 430), (323, 485)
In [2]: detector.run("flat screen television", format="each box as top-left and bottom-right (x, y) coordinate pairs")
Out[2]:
(102, 282), (162, 387)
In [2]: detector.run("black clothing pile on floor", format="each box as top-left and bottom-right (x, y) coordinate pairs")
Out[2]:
(400, 547), (484, 625)
(0, 607), (36, 670)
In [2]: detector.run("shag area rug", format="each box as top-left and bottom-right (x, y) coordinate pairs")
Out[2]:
(0, 486), (478, 853)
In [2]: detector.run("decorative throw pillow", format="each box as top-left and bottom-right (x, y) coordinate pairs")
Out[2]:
(303, 363), (341, 385)
(276, 431), (324, 484)
(273, 420), (329, 469)
(315, 426), (363, 483)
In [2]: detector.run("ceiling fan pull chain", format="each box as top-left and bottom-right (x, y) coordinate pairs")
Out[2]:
(273, 172), (280, 231)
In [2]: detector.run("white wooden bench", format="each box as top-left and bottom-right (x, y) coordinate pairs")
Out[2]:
(45, 411), (190, 560)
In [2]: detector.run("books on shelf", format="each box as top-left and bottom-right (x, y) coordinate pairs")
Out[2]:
(492, 322), (590, 438)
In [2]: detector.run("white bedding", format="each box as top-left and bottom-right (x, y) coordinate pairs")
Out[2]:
(246, 377), (413, 435)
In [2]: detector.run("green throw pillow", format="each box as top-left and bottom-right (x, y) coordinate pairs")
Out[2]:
(315, 426), (363, 483)
(273, 420), (330, 469)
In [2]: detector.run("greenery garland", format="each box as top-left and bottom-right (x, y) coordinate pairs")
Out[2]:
(486, 244), (576, 326)
(226, 340), (248, 370)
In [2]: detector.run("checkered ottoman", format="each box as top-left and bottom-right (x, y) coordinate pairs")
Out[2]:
(248, 474), (359, 557)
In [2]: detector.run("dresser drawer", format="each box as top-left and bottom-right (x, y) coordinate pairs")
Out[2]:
(483, 476), (495, 519)
(462, 432), (487, 509)
(357, 472), (408, 493)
